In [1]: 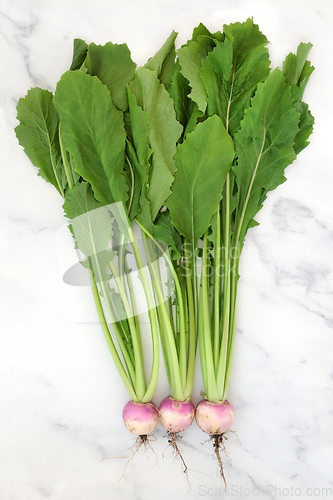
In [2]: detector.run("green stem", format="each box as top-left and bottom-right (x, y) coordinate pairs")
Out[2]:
(108, 259), (146, 401)
(156, 300), (175, 395)
(220, 132), (267, 400)
(48, 131), (64, 197)
(183, 257), (196, 399)
(154, 280), (184, 401)
(141, 236), (174, 395)
(90, 254), (137, 390)
(198, 280), (207, 393)
(142, 233), (184, 402)
(216, 177), (232, 400)
(124, 258), (141, 335)
(167, 273), (176, 338)
(134, 219), (186, 338)
(222, 249), (240, 400)
(201, 231), (218, 402)
(59, 123), (73, 190)
(125, 154), (135, 217)
(106, 293), (136, 385)
(177, 281), (187, 392)
(213, 205), (222, 369)
(89, 269), (137, 401)
(135, 219), (190, 398)
(118, 233), (127, 292)
(127, 226), (159, 403)
(190, 242), (198, 327)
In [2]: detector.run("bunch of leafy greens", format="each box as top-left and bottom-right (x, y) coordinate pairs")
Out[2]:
(139, 19), (314, 405)
(166, 20), (314, 403)
(15, 18), (314, 409)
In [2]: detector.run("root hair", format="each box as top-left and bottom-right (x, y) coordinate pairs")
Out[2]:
(212, 433), (228, 491)
(101, 434), (157, 482)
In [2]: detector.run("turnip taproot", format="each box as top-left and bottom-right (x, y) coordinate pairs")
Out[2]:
(158, 396), (195, 481)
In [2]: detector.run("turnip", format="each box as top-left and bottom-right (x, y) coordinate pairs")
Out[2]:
(195, 399), (235, 486)
(195, 400), (234, 436)
(158, 396), (195, 433)
(122, 400), (159, 435)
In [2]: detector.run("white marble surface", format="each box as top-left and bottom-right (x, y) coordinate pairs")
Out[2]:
(1, 0), (333, 499)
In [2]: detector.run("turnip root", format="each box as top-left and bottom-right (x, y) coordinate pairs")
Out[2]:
(195, 400), (234, 488)
(195, 399), (234, 435)
(122, 400), (159, 436)
(107, 401), (159, 481)
(158, 396), (195, 480)
(158, 396), (195, 433)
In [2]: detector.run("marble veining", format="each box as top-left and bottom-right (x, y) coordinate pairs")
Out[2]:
(1, 0), (333, 499)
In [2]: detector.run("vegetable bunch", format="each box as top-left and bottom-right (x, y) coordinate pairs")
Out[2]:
(15, 18), (314, 477)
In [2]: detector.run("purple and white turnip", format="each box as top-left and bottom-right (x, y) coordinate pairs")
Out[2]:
(122, 401), (159, 436)
(159, 396), (195, 433)
(195, 400), (234, 436)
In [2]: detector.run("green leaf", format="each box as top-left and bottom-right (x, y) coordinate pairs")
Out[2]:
(85, 42), (136, 111)
(81, 250), (116, 284)
(125, 141), (152, 228)
(70, 38), (88, 71)
(200, 18), (270, 135)
(123, 144), (141, 222)
(154, 210), (183, 261)
(145, 30), (177, 89)
(129, 67), (182, 221)
(107, 288), (131, 327)
(283, 42), (314, 92)
(168, 61), (202, 137)
(293, 101), (314, 155)
(233, 68), (300, 247)
(191, 23), (224, 43)
(53, 70), (128, 207)
(166, 115), (235, 246)
(177, 35), (216, 112)
(223, 18), (268, 56)
(126, 89), (154, 230)
(15, 87), (67, 196)
(63, 182), (115, 282)
(283, 43), (315, 154)
(68, 154), (81, 186)
(127, 88), (153, 171)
